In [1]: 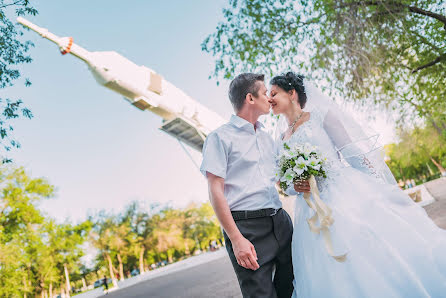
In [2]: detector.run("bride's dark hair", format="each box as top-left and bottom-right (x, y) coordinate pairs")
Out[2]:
(270, 72), (307, 108)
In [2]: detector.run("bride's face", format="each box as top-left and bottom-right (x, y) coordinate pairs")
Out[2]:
(269, 85), (293, 115)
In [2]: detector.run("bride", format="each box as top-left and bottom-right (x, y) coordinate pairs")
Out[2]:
(269, 72), (446, 298)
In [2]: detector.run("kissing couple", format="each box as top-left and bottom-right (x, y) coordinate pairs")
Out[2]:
(200, 72), (446, 298)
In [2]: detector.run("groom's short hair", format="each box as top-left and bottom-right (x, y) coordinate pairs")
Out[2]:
(229, 73), (265, 112)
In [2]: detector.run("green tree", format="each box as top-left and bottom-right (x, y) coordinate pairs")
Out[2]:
(0, 1), (38, 161)
(120, 201), (157, 274)
(203, 0), (446, 130)
(0, 166), (52, 297)
(89, 213), (119, 288)
(109, 217), (134, 281)
(183, 203), (222, 253)
(88, 201), (224, 282)
(152, 209), (186, 263)
(46, 220), (91, 297)
(0, 165), (91, 297)
(385, 121), (446, 182)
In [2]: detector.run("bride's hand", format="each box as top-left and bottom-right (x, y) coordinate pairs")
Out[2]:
(294, 180), (310, 193)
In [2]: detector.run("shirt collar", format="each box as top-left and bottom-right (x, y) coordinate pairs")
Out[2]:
(230, 115), (264, 133)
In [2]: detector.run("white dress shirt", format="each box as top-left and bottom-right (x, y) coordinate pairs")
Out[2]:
(200, 115), (282, 211)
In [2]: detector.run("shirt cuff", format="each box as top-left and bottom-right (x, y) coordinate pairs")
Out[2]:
(200, 166), (226, 179)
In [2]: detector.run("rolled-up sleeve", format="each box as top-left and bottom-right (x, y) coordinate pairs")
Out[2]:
(200, 132), (228, 179)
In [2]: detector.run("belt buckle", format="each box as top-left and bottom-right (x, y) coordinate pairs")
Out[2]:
(270, 208), (278, 216)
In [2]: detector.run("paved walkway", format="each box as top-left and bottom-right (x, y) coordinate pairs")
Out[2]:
(425, 177), (446, 201)
(424, 199), (446, 229)
(102, 254), (241, 298)
(422, 177), (446, 229)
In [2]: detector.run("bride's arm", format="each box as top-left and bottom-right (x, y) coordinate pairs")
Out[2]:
(322, 110), (351, 149)
(323, 110), (376, 174)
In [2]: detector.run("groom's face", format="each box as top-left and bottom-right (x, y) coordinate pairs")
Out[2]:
(250, 82), (271, 115)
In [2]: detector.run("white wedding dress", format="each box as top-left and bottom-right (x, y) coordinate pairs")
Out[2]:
(277, 106), (446, 298)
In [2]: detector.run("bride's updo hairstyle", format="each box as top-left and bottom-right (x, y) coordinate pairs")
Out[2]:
(270, 72), (307, 109)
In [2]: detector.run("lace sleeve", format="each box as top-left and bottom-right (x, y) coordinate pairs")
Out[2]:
(322, 110), (378, 176)
(303, 80), (396, 185)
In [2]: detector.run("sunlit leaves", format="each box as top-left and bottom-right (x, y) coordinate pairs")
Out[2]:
(203, 0), (446, 129)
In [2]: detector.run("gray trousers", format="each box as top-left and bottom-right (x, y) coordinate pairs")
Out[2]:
(223, 209), (294, 298)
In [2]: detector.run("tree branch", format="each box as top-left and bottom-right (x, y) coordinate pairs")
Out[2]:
(430, 119), (444, 136)
(412, 54), (446, 73)
(408, 5), (446, 28)
(0, 0), (26, 9)
(335, 1), (446, 28)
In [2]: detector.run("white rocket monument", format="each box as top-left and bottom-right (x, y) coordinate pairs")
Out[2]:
(17, 17), (226, 152)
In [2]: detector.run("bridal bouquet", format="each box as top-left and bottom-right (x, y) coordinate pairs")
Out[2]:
(276, 142), (327, 192)
(276, 142), (347, 263)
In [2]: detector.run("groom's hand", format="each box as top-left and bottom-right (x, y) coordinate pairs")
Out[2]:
(206, 173), (259, 270)
(294, 180), (311, 193)
(232, 235), (259, 271)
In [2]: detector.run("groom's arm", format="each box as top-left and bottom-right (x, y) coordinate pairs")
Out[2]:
(206, 172), (260, 271)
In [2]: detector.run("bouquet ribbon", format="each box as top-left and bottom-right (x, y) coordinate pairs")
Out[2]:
(302, 175), (347, 262)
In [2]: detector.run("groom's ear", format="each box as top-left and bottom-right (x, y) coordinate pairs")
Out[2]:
(246, 93), (254, 103)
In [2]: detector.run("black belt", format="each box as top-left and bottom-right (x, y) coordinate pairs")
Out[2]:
(231, 208), (281, 221)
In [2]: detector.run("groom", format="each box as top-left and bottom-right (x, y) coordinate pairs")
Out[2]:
(201, 73), (297, 298)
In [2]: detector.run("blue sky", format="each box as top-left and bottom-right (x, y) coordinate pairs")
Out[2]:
(7, 1), (233, 222)
(6, 1), (396, 223)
